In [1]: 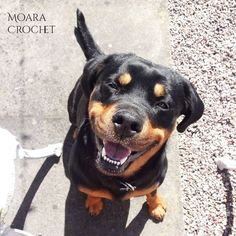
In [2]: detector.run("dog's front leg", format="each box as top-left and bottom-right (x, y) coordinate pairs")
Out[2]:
(79, 186), (112, 216)
(85, 195), (104, 216)
(146, 190), (167, 221)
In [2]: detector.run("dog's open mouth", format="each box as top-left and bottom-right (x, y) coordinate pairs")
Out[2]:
(102, 140), (132, 165)
(96, 140), (153, 175)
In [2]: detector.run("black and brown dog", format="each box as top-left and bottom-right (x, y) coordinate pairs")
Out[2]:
(63, 9), (204, 221)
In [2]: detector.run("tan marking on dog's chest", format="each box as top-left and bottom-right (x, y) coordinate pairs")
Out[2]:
(78, 186), (113, 200)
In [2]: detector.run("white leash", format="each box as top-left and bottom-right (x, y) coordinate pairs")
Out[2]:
(0, 128), (62, 236)
(21, 143), (62, 159)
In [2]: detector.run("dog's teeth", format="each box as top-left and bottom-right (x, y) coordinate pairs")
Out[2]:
(116, 162), (121, 166)
(101, 154), (124, 166)
(114, 160), (120, 165)
(102, 148), (106, 157)
(120, 157), (128, 165)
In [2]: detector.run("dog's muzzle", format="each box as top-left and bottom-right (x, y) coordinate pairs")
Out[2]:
(112, 110), (144, 138)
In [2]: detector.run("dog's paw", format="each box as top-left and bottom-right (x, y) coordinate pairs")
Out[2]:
(148, 204), (166, 221)
(146, 193), (166, 221)
(86, 202), (103, 216)
(85, 196), (103, 216)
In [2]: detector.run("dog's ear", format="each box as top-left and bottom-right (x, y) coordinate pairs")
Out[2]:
(67, 56), (106, 125)
(177, 77), (204, 133)
(81, 55), (106, 97)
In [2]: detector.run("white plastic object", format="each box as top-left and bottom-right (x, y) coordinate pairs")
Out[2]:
(216, 157), (236, 171)
(0, 128), (62, 221)
(0, 225), (34, 236)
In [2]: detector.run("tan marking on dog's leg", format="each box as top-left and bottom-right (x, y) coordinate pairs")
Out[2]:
(79, 186), (113, 200)
(146, 192), (167, 221)
(85, 195), (104, 216)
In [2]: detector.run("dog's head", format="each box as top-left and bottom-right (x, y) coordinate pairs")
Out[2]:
(72, 54), (204, 176)
(69, 9), (204, 177)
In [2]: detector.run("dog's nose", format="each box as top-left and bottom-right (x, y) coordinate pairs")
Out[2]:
(112, 112), (143, 138)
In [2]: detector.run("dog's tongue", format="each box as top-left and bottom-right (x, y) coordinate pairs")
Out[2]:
(104, 141), (131, 160)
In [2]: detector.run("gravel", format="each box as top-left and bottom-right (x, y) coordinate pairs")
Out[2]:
(168, 0), (236, 235)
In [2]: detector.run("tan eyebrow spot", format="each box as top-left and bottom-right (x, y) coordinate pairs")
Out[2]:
(118, 73), (132, 86)
(154, 83), (165, 97)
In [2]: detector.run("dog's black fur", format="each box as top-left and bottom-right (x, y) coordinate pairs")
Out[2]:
(63, 9), (204, 214)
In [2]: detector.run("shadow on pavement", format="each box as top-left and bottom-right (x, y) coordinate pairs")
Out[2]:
(218, 169), (234, 236)
(64, 185), (150, 236)
(10, 155), (60, 231)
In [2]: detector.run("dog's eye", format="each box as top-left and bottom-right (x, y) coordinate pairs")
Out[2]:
(155, 102), (169, 110)
(107, 82), (119, 90)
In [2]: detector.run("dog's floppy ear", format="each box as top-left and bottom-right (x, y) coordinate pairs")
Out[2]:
(67, 55), (106, 125)
(177, 77), (204, 133)
(80, 55), (106, 97)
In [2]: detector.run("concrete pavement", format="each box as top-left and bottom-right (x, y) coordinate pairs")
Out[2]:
(0, 0), (184, 235)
